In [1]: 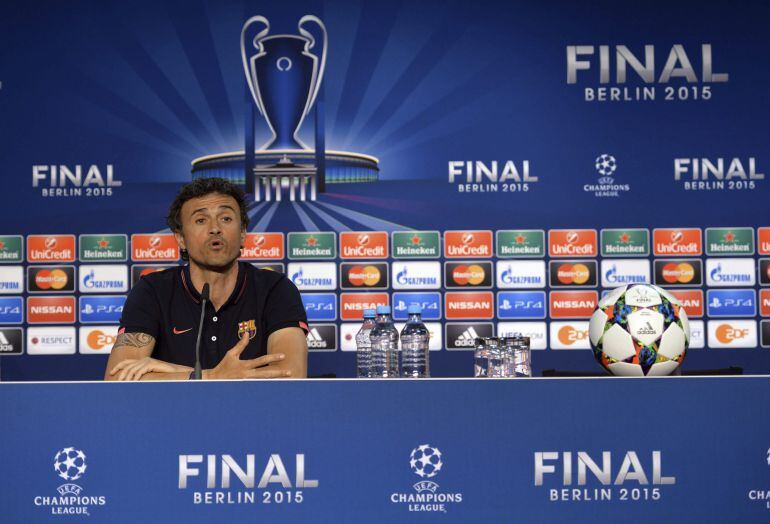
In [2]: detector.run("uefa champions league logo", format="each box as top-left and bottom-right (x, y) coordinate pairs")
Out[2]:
(595, 154), (617, 180)
(54, 447), (87, 483)
(389, 444), (463, 513)
(32, 447), (107, 516)
(584, 153), (630, 197)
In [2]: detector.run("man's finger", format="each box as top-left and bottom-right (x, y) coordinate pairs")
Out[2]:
(229, 334), (251, 357)
(110, 359), (135, 375)
(245, 353), (285, 369)
(246, 368), (291, 379)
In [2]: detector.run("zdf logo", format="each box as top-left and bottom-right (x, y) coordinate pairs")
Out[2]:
(550, 322), (590, 349)
(708, 320), (756, 348)
(716, 324), (749, 343)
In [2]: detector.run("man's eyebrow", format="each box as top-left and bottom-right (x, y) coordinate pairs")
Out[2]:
(191, 205), (236, 215)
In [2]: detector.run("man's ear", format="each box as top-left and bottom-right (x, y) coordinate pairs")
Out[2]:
(174, 230), (186, 251)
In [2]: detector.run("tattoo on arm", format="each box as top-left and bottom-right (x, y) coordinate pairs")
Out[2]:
(113, 332), (155, 350)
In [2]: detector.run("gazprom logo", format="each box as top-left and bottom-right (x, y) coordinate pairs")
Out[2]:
(497, 292), (546, 319)
(392, 262), (441, 290)
(287, 263), (336, 290)
(601, 260), (650, 288)
(706, 258), (755, 287)
(392, 293), (441, 320)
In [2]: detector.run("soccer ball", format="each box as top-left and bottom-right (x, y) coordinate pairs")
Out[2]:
(409, 444), (443, 478)
(595, 154), (617, 177)
(53, 447), (87, 481)
(589, 284), (689, 376)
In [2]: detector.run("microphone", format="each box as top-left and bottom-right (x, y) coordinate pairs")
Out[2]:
(193, 283), (210, 380)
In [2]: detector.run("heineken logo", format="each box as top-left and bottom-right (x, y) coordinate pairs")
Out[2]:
(0, 236), (23, 263)
(79, 234), (127, 262)
(496, 230), (545, 258)
(705, 227), (754, 256)
(601, 229), (649, 257)
(288, 232), (336, 259)
(392, 231), (440, 259)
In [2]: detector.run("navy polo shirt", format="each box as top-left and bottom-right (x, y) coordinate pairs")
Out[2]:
(118, 262), (308, 369)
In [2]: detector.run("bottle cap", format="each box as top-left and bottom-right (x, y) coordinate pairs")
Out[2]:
(363, 309), (376, 318)
(376, 305), (391, 314)
(407, 305), (422, 315)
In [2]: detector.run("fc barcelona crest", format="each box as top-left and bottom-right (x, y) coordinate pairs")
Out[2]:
(238, 319), (257, 340)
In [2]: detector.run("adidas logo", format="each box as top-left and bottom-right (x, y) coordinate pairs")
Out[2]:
(306, 327), (329, 349)
(455, 327), (480, 347)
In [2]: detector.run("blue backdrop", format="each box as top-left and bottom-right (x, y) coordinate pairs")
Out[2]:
(1, 0), (769, 380)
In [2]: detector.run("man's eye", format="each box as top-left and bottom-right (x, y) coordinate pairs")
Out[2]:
(195, 218), (205, 224)
(222, 216), (233, 222)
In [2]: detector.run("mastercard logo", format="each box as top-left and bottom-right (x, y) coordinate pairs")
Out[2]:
(87, 330), (117, 350)
(662, 263), (695, 284)
(347, 265), (382, 286)
(34, 269), (69, 290)
(715, 324), (750, 344)
(558, 325), (589, 345)
(452, 264), (486, 285)
(557, 264), (590, 284)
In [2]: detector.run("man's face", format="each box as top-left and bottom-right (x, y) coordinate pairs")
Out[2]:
(175, 192), (245, 270)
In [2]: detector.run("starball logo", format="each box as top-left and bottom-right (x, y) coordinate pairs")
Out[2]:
(33, 447), (107, 516)
(447, 160), (536, 193)
(389, 445), (463, 513)
(567, 43), (728, 102)
(584, 154), (630, 197)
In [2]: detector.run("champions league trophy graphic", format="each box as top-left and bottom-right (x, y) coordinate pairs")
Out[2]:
(191, 15), (379, 202)
(241, 15), (326, 202)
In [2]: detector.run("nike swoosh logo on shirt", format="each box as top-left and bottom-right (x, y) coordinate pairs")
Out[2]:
(173, 327), (193, 335)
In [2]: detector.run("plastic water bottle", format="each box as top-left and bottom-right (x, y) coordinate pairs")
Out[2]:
(355, 309), (376, 378)
(400, 305), (430, 378)
(369, 305), (399, 378)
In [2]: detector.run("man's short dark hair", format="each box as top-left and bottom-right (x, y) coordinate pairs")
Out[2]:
(166, 177), (250, 233)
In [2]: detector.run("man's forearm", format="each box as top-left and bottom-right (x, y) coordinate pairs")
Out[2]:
(139, 370), (192, 381)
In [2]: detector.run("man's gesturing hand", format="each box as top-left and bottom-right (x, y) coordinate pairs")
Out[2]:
(207, 334), (289, 380)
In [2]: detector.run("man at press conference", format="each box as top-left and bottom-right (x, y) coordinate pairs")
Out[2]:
(104, 178), (309, 381)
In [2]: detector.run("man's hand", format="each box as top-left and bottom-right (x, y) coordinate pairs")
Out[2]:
(206, 334), (290, 380)
(110, 357), (191, 381)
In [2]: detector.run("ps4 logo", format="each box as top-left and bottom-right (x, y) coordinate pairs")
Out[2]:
(392, 293), (441, 320)
(79, 296), (126, 323)
(706, 290), (756, 317)
(0, 297), (23, 324)
(497, 292), (546, 319)
(301, 293), (337, 321)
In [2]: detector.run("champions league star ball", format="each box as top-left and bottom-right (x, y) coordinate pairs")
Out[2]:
(410, 444), (443, 479)
(54, 447), (87, 481)
(589, 284), (689, 376)
(595, 154), (617, 177)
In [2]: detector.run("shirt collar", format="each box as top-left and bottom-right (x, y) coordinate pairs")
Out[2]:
(180, 261), (248, 307)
